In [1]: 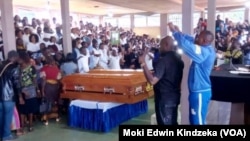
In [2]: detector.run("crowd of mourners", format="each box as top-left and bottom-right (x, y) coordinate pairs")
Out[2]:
(0, 13), (249, 140)
(194, 15), (250, 64)
(0, 14), (160, 140)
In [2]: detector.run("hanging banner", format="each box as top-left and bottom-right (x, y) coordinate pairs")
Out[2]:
(111, 31), (120, 46)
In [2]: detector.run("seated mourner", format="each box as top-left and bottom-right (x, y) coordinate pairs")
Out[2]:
(224, 40), (243, 64)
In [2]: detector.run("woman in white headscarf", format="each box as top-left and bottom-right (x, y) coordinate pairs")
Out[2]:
(98, 43), (109, 69)
(108, 48), (121, 70)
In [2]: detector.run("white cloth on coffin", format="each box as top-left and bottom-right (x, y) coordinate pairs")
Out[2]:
(70, 100), (123, 113)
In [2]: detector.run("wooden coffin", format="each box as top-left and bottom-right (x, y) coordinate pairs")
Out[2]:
(90, 69), (144, 74)
(60, 72), (154, 104)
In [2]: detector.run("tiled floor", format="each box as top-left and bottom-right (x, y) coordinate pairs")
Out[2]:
(15, 98), (155, 141)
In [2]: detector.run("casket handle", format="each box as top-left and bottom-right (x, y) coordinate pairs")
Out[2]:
(74, 85), (85, 92)
(135, 86), (144, 95)
(103, 87), (115, 94)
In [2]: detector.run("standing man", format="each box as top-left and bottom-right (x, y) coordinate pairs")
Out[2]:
(139, 36), (184, 125)
(168, 23), (216, 125)
(0, 50), (20, 140)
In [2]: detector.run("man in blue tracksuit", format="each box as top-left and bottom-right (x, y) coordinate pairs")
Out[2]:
(168, 23), (216, 125)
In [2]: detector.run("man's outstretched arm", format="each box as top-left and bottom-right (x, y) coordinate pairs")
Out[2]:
(168, 23), (209, 63)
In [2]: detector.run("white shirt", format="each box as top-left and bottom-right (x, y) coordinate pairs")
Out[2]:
(77, 54), (89, 74)
(43, 41), (50, 48)
(31, 27), (37, 34)
(37, 33), (44, 43)
(120, 38), (127, 45)
(99, 49), (109, 69)
(74, 48), (81, 58)
(48, 42), (63, 51)
(27, 42), (40, 52)
(92, 48), (101, 68)
(22, 34), (30, 46)
(71, 33), (79, 40)
(109, 55), (121, 70)
(145, 52), (154, 70)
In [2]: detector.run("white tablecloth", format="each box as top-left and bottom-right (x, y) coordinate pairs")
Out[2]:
(70, 100), (123, 113)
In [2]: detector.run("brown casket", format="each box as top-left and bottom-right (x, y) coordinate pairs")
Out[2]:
(60, 71), (154, 104)
(90, 69), (144, 74)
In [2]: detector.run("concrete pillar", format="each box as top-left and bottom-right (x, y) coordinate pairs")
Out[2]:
(60, 0), (72, 55)
(207, 0), (216, 46)
(130, 14), (135, 30)
(0, 0), (16, 59)
(245, 8), (250, 21)
(200, 11), (205, 19)
(181, 0), (193, 125)
(160, 13), (168, 38)
(99, 16), (104, 26)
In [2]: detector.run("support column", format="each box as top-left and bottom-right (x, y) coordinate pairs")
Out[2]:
(130, 14), (135, 30)
(245, 8), (250, 21)
(200, 11), (205, 19)
(181, 0), (193, 125)
(160, 13), (168, 38)
(0, 0), (16, 59)
(60, 0), (71, 55)
(207, 0), (216, 46)
(99, 16), (104, 26)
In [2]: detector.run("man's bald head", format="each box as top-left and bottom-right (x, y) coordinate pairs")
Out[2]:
(197, 30), (214, 46)
(159, 36), (175, 54)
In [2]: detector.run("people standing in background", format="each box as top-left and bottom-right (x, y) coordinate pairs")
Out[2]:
(216, 15), (224, 32)
(60, 53), (78, 76)
(98, 43), (109, 69)
(90, 39), (101, 69)
(77, 47), (89, 74)
(26, 34), (40, 55)
(168, 23), (216, 125)
(42, 33), (51, 47)
(108, 48), (122, 70)
(36, 26), (44, 42)
(16, 38), (26, 52)
(15, 29), (24, 40)
(22, 27), (31, 47)
(224, 40), (243, 64)
(49, 36), (63, 53)
(31, 19), (37, 34)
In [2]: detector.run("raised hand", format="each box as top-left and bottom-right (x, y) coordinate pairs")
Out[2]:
(168, 22), (176, 32)
(174, 25), (180, 32)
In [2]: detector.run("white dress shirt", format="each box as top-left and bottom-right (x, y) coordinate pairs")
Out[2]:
(27, 42), (40, 52)
(77, 54), (89, 74)
(108, 55), (121, 70)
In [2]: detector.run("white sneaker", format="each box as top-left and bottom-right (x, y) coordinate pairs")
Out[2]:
(44, 121), (49, 126)
(56, 118), (60, 122)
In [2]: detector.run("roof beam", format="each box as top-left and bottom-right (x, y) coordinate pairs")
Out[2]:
(205, 5), (244, 12)
(110, 12), (155, 18)
(168, 0), (204, 11)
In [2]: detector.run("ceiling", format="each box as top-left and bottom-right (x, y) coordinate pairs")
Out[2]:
(12, 0), (144, 15)
(12, 0), (250, 16)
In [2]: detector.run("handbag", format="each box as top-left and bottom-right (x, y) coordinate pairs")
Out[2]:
(22, 85), (37, 99)
(39, 98), (52, 113)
